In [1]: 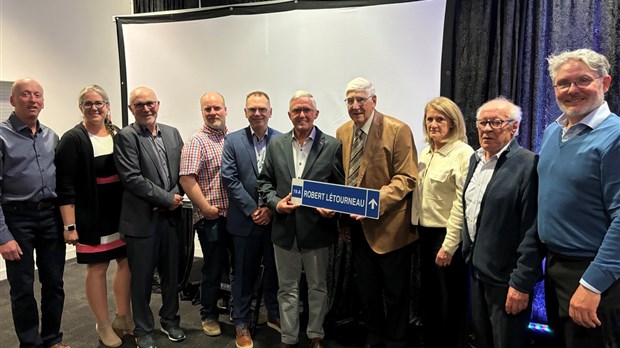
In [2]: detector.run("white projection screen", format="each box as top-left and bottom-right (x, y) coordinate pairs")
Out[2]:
(116, 0), (450, 152)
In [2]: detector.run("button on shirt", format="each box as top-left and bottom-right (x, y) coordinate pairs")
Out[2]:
(252, 128), (268, 174)
(140, 125), (171, 191)
(292, 127), (316, 178)
(464, 143), (511, 242)
(179, 124), (229, 224)
(0, 113), (59, 244)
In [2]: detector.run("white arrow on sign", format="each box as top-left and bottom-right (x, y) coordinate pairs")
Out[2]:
(368, 199), (378, 209)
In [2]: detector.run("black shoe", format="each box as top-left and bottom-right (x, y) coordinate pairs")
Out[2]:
(160, 326), (186, 342)
(135, 334), (158, 348)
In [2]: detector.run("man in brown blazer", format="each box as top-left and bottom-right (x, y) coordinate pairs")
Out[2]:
(336, 77), (418, 348)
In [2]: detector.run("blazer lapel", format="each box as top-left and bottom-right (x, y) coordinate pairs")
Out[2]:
(301, 127), (324, 178)
(358, 112), (384, 185)
(282, 131), (296, 179)
(135, 123), (167, 185)
(243, 127), (259, 176)
(341, 122), (354, 183)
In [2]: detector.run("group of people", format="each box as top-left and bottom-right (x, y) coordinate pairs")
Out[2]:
(0, 47), (618, 348)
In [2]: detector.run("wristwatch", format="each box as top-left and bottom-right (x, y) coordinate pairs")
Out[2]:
(63, 224), (76, 231)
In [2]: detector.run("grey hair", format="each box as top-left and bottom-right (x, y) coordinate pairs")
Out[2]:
(345, 77), (375, 97)
(547, 49), (610, 81)
(78, 84), (110, 105)
(289, 90), (317, 109)
(476, 96), (522, 136)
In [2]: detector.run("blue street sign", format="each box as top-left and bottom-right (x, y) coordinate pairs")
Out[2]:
(290, 178), (380, 219)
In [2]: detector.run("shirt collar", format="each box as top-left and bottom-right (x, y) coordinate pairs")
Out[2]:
(293, 126), (317, 143)
(9, 112), (41, 134)
(251, 127), (268, 141)
(138, 123), (159, 136)
(475, 139), (512, 162)
(432, 139), (460, 156)
(356, 110), (375, 135)
(202, 123), (227, 136)
(555, 102), (610, 131)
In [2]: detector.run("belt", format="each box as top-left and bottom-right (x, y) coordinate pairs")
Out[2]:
(2, 201), (55, 210)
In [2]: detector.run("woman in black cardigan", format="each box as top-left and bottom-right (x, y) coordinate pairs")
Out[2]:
(55, 85), (133, 347)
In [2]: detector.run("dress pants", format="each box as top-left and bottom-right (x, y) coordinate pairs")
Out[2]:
(470, 275), (531, 348)
(418, 225), (468, 348)
(231, 224), (279, 328)
(4, 205), (66, 348)
(195, 216), (232, 322)
(351, 220), (412, 348)
(126, 212), (180, 337)
(545, 252), (620, 348)
(273, 239), (329, 345)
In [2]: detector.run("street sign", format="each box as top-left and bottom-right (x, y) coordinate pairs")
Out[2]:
(290, 178), (380, 219)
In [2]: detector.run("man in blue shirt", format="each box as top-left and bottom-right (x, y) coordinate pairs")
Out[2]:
(0, 78), (69, 348)
(539, 48), (620, 347)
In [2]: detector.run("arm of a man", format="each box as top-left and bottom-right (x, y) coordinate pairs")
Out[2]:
(0, 151), (20, 260)
(508, 154), (543, 315)
(378, 123), (418, 216)
(571, 140), (620, 328)
(221, 137), (257, 218)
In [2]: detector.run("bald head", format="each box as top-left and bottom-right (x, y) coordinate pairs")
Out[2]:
(128, 86), (160, 132)
(10, 78), (45, 128)
(200, 91), (227, 130)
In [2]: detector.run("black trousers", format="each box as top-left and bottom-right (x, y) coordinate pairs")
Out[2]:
(4, 205), (65, 348)
(418, 225), (468, 348)
(545, 252), (620, 348)
(470, 276), (532, 348)
(195, 216), (232, 322)
(126, 212), (180, 336)
(351, 220), (412, 348)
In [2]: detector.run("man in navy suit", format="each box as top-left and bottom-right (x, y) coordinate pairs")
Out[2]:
(114, 86), (185, 348)
(221, 91), (281, 348)
(462, 97), (541, 348)
(258, 91), (344, 348)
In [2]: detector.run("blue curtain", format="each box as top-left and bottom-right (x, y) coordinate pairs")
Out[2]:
(450, 0), (620, 151)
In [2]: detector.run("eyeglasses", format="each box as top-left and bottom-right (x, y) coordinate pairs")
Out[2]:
(132, 101), (158, 110)
(553, 76), (602, 91)
(476, 119), (514, 129)
(81, 101), (107, 109)
(290, 107), (315, 115)
(344, 96), (373, 106)
(247, 107), (268, 114)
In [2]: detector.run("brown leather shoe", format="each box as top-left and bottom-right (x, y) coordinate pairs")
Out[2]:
(49, 344), (71, 348)
(309, 337), (325, 348)
(235, 326), (253, 348)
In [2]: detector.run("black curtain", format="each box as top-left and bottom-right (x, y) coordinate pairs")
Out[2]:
(133, 0), (258, 12)
(450, 0), (620, 150)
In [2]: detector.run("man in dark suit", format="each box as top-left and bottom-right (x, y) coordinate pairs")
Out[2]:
(114, 86), (185, 348)
(221, 91), (281, 348)
(462, 97), (542, 348)
(336, 77), (418, 348)
(258, 91), (344, 348)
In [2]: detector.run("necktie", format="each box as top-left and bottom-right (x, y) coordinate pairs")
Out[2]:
(348, 128), (365, 186)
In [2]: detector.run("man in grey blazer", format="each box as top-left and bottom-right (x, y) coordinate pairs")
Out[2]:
(114, 87), (185, 348)
(221, 91), (281, 348)
(258, 91), (344, 348)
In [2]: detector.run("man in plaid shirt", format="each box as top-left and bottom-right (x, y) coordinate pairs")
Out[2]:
(179, 91), (231, 338)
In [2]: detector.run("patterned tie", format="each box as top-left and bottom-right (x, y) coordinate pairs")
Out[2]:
(348, 128), (365, 186)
